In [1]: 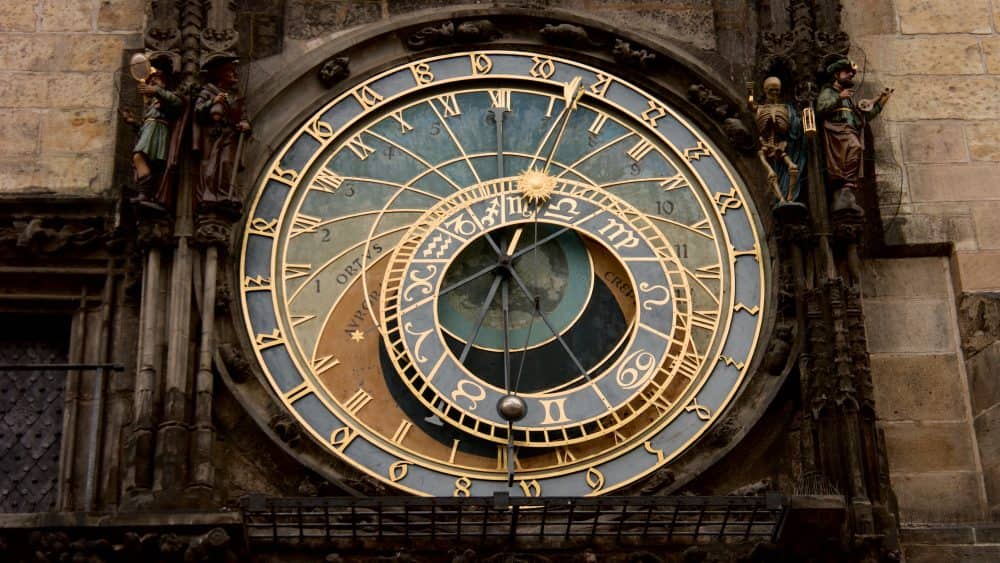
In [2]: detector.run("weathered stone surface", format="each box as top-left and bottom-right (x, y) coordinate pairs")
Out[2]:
(900, 123), (968, 163)
(966, 122), (1000, 161)
(41, 109), (113, 152)
(882, 421), (977, 472)
(908, 164), (1000, 202)
(870, 354), (967, 421)
(966, 342), (1000, 416)
(892, 471), (985, 522)
(975, 523), (1000, 543)
(883, 211), (977, 250)
(888, 76), (1000, 121)
(0, 35), (60, 72)
(904, 545), (1000, 563)
(840, 0), (897, 36)
(900, 525), (974, 544)
(983, 37), (1000, 75)
(65, 35), (128, 72)
(958, 292), (1000, 357)
(864, 299), (955, 354)
(0, 0), (37, 32)
(953, 251), (1000, 291)
(0, 72), (48, 108)
(891, 37), (984, 75)
(973, 404), (1000, 464)
(0, 154), (103, 193)
(47, 72), (115, 108)
(0, 109), (39, 154)
(598, 8), (715, 50)
(895, 0), (992, 34)
(97, 0), (145, 32)
(287, 0), (382, 39)
(862, 257), (949, 299)
(984, 461), (1000, 516)
(39, 0), (94, 32)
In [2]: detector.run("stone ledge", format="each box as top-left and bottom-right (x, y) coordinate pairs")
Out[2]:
(0, 511), (241, 529)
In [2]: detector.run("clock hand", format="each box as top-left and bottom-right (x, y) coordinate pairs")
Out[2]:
(506, 266), (589, 380)
(488, 103), (509, 178)
(458, 273), (504, 364)
(510, 226), (569, 262)
(500, 273), (515, 487)
(540, 76), (584, 173)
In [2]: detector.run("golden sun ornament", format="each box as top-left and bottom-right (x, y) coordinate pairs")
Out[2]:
(517, 169), (557, 204)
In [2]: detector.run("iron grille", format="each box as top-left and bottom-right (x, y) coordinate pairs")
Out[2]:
(241, 494), (786, 545)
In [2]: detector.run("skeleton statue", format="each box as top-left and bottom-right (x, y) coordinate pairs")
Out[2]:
(750, 77), (806, 202)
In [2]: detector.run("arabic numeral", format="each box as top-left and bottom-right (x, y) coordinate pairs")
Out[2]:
(588, 134), (598, 147)
(314, 279), (321, 293)
(674, 243), (688, 259)
(630, 162), (641, 175)
(430, 122), (441, 136)
(655, 201), (674, 215)
(321, 228), (331, 242)
(383, 145), (395, 159)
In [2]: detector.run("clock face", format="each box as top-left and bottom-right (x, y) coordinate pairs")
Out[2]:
(239, 50), (766, 497)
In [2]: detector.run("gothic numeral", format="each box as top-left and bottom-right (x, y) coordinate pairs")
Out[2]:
(586, 467), (605, 491)
(329, 426), (357, 452)
(389, 461), (409, 482)
(685, 397), (712, 420)
(683, 141), (712, 161)
(519, 480), (542, 497)
(589, 73), (612, 97)
(641, 100), (668, 127)
(255, 329), (284, 349)
(470, 53), (493, 74)
(555, 446), (577, 464)
(410, 63), (434, 85)
(352, 85), (384, 109)
(243, 276), (271, 291)
(644, 441), (666, 463)
(713, 188), (743, 214)
(529, 56), (556, 79)
(248, 218), (277, 237)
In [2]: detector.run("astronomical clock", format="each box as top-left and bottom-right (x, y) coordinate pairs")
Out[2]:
(238, 50), (767, 497)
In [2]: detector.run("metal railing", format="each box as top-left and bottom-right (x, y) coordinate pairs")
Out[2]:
(240, 493), (786, 545)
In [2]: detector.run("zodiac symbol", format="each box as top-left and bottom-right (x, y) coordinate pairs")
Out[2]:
(479, 199), (500, 227)
(638, 282), (670, 311)
(403, 322), (433, 363)
(615, 349), (656, 390)
(402, 265), (437, 302)
(422, 234), (452, 258)
(542, 198), (580, 222)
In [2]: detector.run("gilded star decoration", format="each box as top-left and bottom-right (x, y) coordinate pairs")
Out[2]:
(517, 169), (556, 204)
(350, 330), (365, 342)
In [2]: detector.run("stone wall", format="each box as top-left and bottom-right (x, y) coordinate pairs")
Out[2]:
(845, 0), (1000, 293)
(0, 0), (143, 196)
(844, 0), (1000, 529)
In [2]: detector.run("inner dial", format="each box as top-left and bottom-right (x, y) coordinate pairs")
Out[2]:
(381, 178), (692, 447)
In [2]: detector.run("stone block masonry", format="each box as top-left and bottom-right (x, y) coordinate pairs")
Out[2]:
(0, 0), (143, 195)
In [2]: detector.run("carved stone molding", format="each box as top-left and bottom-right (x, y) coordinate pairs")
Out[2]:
(0, 217), (104, 255)
(318, 56), (350, 89)
(539, 23), (604, 49)
(405, 19), (501, 50)
(611, 39), (656, 70)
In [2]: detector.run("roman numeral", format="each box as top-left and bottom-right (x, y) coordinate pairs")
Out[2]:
(660, 174), (689, 192)
(675, 351), (704, 380)
(284, 382), (312, 403)
(488, 88), (511, 110)
(588, 113), (609, 135)
(291, 314), (315, 327)
(345, 134), (375, 160)
(433, 94), (462, 117)
(342, 389), (373, 415)
(690, 309), (719, 331)
(312, 355), (340, 374)
(389, 111), (413, 133)
(290, 214), (322, 237)
(310, 168), (344, 193)
(284, 263), (312, 280)
(626, 138), (654, 161)
(391, 420), (413, 444)
(694, 263), (722, 282)
(496, 446), (523, 470)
